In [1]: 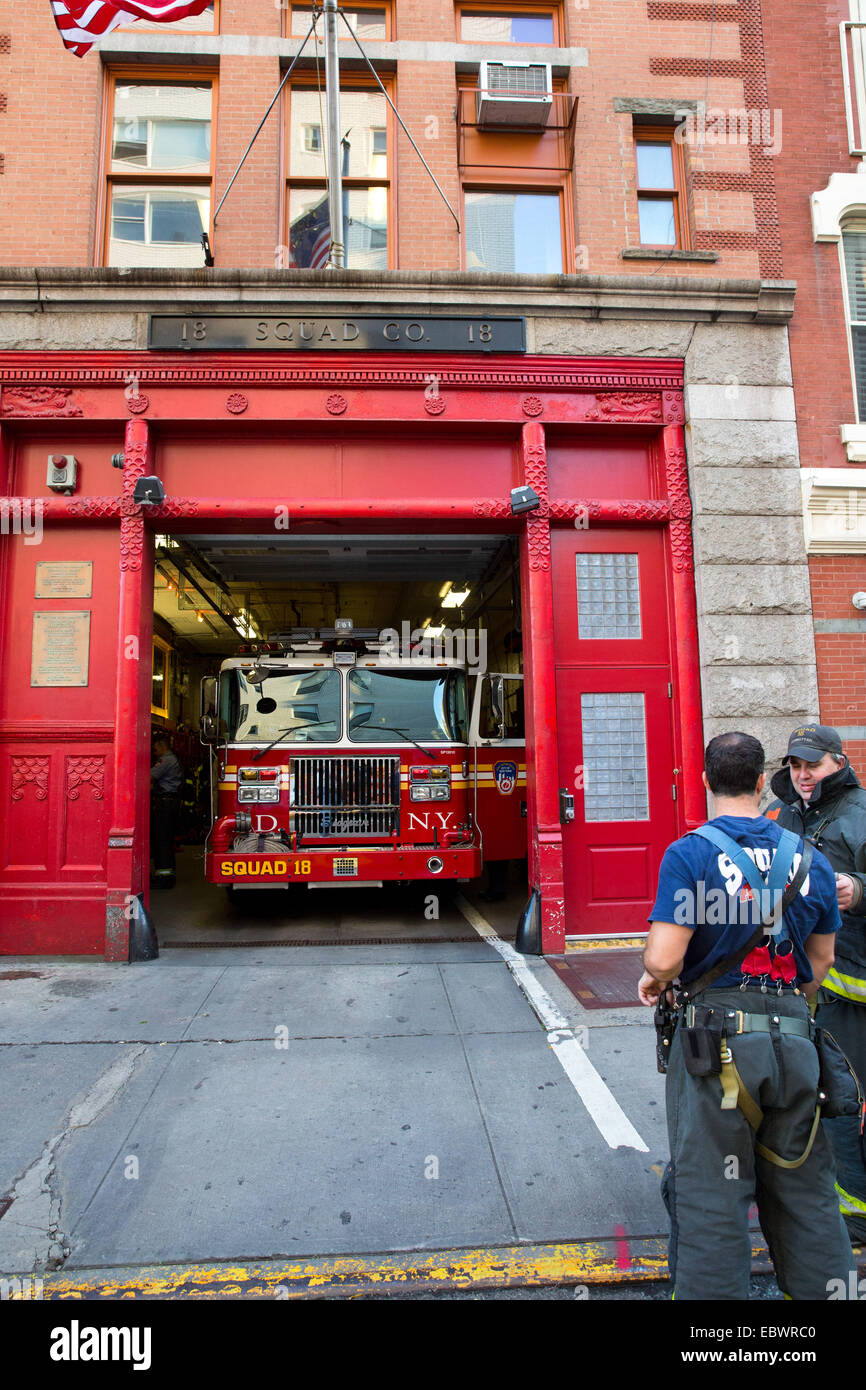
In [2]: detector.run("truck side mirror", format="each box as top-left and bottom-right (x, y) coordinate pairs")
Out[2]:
(200, 677), (218, 744)
(489, 676), (505, 741)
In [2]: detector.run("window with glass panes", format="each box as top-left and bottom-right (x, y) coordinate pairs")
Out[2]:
(634, 128), (687, 248)
(104, 76), (214, 268)
(289, 4), (390, 39)
(458, 6), (559, 43)
(842, 226), (866, 421)
(118, 1), (217, 31)
(464, 189), (563, 272)
(286, 85), (390, 269)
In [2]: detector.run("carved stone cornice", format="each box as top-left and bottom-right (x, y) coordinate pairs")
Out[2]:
(0, 267), (796, 324)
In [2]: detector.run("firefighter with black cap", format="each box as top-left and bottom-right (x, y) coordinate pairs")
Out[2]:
(768, 723), (866, 1244)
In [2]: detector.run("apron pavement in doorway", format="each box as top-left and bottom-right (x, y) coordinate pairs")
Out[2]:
(547, 950), (645, 1009)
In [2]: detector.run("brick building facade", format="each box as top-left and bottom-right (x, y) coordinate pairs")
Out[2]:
(763, 0), (866, 774)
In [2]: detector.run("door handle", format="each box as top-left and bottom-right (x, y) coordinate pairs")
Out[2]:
(559, 788), (575, 824)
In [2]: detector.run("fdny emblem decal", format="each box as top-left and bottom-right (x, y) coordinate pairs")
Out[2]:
(494, 760), (517, 795)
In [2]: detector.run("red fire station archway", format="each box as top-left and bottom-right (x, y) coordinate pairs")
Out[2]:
(0, 353), (703, 959)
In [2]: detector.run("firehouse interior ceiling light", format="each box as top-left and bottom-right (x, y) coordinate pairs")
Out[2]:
(132, 476), (166, 506)
(439, 581), (453, 599)
(510, 485), (541, 515)
(441, 586), (471, 608)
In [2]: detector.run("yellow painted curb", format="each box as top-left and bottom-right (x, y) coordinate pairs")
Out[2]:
(38, 1235), (787, 1300)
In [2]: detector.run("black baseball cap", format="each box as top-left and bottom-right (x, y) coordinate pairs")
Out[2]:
(782, 724), (843, 763)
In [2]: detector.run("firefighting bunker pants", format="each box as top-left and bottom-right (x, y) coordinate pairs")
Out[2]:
(815, 988), (866, 1242)
(662, 986), (855, 1300)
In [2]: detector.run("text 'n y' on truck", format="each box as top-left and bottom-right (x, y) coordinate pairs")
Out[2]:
(199, 620), (526, 899)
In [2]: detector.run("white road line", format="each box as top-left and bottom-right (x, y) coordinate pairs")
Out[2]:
(455, 894), (649, 1154)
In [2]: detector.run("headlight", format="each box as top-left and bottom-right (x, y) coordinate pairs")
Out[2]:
(238, 787), (280, 803)
(410, 784), (450, 802)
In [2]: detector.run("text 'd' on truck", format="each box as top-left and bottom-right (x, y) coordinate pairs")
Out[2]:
(200, 622), (526, 892)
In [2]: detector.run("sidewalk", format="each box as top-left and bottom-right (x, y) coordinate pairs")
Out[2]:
(1, 889), (671, 1292)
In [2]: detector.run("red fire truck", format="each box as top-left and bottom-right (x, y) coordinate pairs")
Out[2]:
(200, 621), (526, 894)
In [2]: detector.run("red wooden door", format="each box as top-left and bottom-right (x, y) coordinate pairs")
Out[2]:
(551, 527), (679, 936)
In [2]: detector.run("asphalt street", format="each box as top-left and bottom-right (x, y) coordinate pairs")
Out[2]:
(1, 879), (677, 1296)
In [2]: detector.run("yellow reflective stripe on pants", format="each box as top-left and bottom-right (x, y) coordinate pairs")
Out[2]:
(822, 968), (866, 1003)
(836, 1182), (866, 1216)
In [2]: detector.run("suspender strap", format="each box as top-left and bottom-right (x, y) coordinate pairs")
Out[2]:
(691, 824), (800, 938)
(676, 835), (813, 1004)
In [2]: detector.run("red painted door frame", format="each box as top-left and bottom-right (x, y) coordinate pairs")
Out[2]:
(0, 352), (701, 958)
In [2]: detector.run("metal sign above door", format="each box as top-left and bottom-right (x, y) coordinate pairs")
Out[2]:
(148, 315), (527, 353)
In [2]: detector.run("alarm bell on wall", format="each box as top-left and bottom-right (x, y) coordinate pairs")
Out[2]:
(46, 454), (78, 494)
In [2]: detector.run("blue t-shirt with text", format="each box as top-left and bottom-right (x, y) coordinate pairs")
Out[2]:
(648, 815), (840, 987)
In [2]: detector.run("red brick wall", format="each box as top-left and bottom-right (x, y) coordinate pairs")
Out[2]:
(394, 62), (460, 271)
(0, 0), (786, 276)
(763, 0), (858, 471)
(762, 1), (866, 769)
(0, 9), (103, 265)
(809, 555), (866, 770)
(214, 56), (281, 269)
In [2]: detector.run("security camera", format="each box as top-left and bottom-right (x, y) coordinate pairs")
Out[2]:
(132, 476), (166, 505)
(853, 592), (866, 611)
(510, 485), (541, 515)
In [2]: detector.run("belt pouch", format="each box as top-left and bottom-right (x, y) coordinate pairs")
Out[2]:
(813, 1025), (864, 1120)
(681, 1004), (724, 1077)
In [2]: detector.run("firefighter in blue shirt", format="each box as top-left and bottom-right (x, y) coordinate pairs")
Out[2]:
(639, 731), (855, 1300)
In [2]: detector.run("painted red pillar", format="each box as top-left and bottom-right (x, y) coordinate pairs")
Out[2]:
(519, 422), (565, 952)
(662, 422), (705, 829)
(0, 422), (9, 492)
(104, 418), (153, 959)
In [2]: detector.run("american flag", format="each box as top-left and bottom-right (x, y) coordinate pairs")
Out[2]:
(51, 1), (213, 56)
(289, 196), (332, 270)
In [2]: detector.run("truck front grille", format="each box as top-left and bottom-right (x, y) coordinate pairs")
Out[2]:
(291, 756), (401, 839)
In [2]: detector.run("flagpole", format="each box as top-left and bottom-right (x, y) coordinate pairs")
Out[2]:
(324, 0), (345, 269)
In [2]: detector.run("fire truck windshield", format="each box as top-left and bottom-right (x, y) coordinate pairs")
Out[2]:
(347, 668), (467, 744)
(224, 668), (341, 743)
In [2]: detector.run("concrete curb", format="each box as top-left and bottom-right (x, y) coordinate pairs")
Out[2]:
(36, 1236), (796, 1300)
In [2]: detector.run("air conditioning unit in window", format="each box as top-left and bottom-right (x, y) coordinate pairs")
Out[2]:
(477, 61), (553, 129)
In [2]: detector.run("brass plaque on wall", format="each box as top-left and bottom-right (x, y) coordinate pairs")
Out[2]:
(31, 611), (91, 687)
(34, 562), (93, 599)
